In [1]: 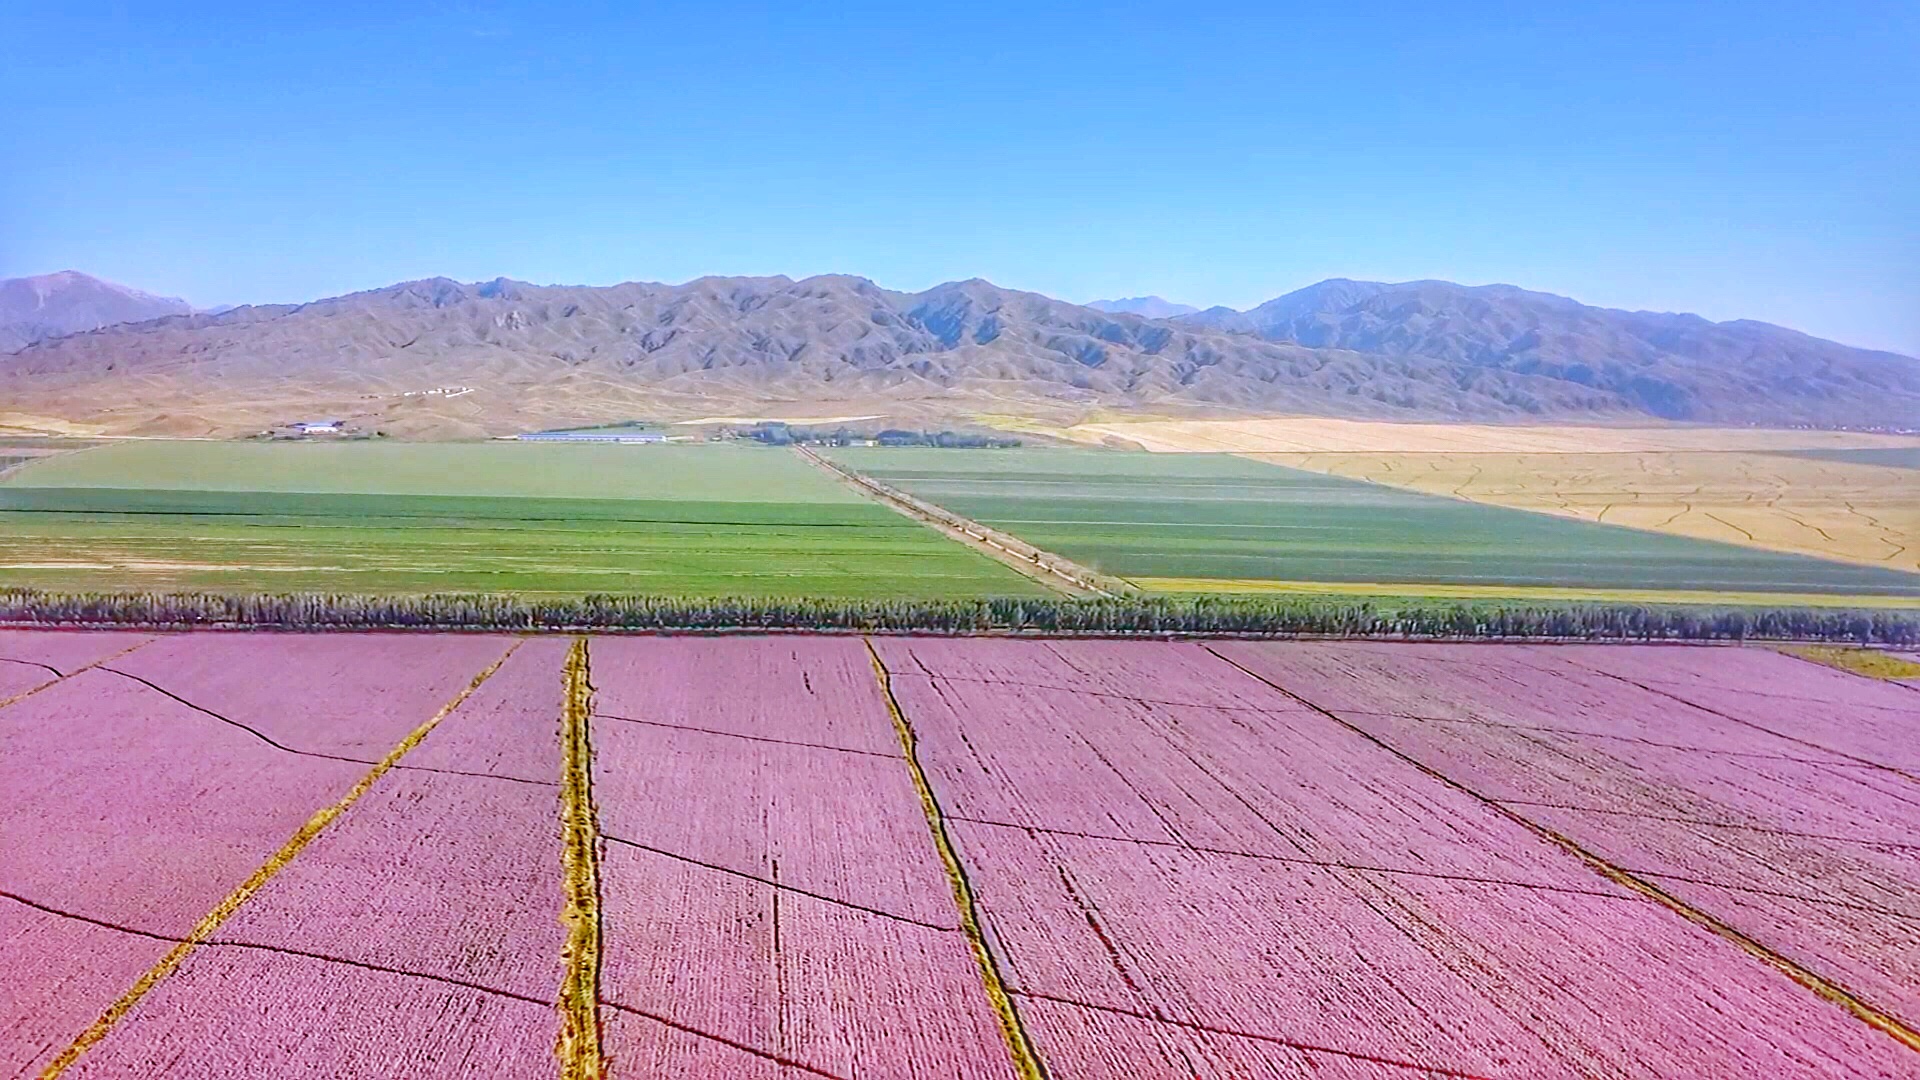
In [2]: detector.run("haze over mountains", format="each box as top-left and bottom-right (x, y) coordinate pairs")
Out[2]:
(0, 272), (193, 353)
(1086, 296), (1201, 319)
(2, 271), (1915, 439)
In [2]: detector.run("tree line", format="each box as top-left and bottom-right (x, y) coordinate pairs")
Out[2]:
(1, 589), (1913, 643)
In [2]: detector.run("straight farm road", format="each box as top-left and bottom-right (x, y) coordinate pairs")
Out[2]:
(880, 637), (1920, 1078)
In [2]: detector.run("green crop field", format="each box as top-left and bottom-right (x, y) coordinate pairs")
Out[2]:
(0, 442), (1046, 597)
(826, 447), (1920, 599)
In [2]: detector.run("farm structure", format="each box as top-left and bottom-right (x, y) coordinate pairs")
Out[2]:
(826, 446), (1920, 603)
(5, 629), (1920, 1077)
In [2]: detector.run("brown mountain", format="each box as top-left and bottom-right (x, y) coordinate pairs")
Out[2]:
(2, 273), (1914, 438)
(0, 272), (195, 353)
(1177, 279), (1920, 422)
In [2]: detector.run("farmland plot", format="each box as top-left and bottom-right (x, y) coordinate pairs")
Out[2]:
(586, 637), (1019, 1078)
(0, 634), (519, 1077)
(828, 447), (1920, 600)
(53, 638), (568, 1078)
(878, 638), (1920, 1078)
(0, 628), (153, 703)
(0, 442), (1045, 598)
(1212, 641), (1920, 1044)
(5, 630), (1919, 1079)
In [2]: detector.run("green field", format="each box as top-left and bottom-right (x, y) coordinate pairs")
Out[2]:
(0, 442), (1046, 597)
(826, 447), (1920, 598)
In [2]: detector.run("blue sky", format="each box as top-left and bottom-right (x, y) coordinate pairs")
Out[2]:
(3, 1), (1915, 353)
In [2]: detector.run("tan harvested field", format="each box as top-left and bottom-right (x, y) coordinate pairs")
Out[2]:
(1136, 577), (1920, 609)
(1236, 451), (1920, 574)
(1048, 417), (1920, 576)
(1064, 416), (1920, 454)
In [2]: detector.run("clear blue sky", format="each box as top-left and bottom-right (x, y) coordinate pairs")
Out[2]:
(3, 1), (1915, 353)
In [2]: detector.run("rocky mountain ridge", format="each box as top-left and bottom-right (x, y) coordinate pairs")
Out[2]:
(4, 272), (1914, 437)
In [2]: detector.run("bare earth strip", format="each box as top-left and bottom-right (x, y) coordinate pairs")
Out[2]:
(794, 445), (1117, 597)
(880, 637), (1920, 1077)
(1213, 641), (1920, 1055)
(54, 639), (569, 1078)
(587, 637), (1020, 1078)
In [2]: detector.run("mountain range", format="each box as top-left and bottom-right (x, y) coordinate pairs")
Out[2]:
(1086, 296), (1201, 319)
(2, 271), (1915, 439)
(0, 272), (194, 353)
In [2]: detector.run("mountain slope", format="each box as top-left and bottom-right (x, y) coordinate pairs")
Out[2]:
(0, 272), (194, 352)
(2, 273), (1914, 438)
(1177, 279), (1919, 421)
(1087, 296), (1201, 319)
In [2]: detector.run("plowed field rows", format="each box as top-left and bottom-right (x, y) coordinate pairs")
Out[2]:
(4, 632), (1917, 1077)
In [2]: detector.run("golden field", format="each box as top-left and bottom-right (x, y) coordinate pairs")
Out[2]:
(1135, 577), (1920, 608)
(1050, 418), (1920, 575)
(1064, 416), (1920, 453)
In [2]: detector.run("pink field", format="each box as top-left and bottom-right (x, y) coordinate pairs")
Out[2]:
(0, 629), (153, 703)
(4, 632), (1918, 1078)
(589, 637), (1018, 1079)
(56, 638), (568, 1077)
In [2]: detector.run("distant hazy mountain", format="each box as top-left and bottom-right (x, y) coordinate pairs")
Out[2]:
(0, 271), (194, 352)
(1176, 279), (1918, 421)
(1087, 296), (1201, 319)
(4, 272), (1915, 437)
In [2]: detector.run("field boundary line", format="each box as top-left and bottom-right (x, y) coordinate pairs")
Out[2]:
(1559, 657), (1920, 784)
(0, 636), (154, 712)
(1013, 989), (1499, 1080)
(1, 888), (554, 1010)
(91, 663), (558, 786)
(796, 445), (1126, 598)
(557, 637), (606, 1080)
(36, 637), (525, 1078)
(593, 709), (901, 759)
(598, 832), (951, 931)
(1202, 644), (1920, 1056)
(863, 638), (1051, 1080)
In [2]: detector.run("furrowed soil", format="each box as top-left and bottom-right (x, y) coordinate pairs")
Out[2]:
(6, 632), (1919, 1078)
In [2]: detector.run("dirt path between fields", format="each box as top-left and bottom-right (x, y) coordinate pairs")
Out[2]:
(794, 446), (1128, 599)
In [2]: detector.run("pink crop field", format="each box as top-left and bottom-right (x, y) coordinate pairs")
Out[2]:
(0, 629), (153, 704)
(3, 632), (1917, 1078)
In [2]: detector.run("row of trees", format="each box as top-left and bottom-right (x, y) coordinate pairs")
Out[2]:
(1, 589), (1914, 643)
(746, 424), (1021, 448)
